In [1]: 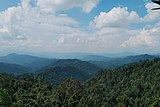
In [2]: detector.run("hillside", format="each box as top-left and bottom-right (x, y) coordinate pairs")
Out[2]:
(0, 62), (30, 75)
(90, 54), (158, 68)
(38, 59), (101, 75)
(0, 53), (56, 71)
(82, 58), (160, 106)
(1, 58), (160, 106)
(36, 59), (101, 84)
(37, 66), (88, 85)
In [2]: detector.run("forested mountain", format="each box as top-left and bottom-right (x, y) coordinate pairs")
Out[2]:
(0, 53), (56, 71)
(82, 58), (160, 107)
(36, 59), (101, 84)
(90, 54), (158, 68)
(0, 62), (30, 75)
(1, 58), (160, 107)
(0, 53), (158, 85)
(37, 66), (89, 85)
(0, 53), (158, 73)
(38, 59), (101, 75)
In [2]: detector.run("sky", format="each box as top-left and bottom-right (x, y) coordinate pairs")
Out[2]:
(0, 0), (160, 55)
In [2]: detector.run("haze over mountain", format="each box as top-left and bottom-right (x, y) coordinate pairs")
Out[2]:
(0, 62), (30, 75)
(90, 54), (159, 68)
(0, 53), (56, 71)
(83, 55), (112, 61)
(0, 53), (159, 76)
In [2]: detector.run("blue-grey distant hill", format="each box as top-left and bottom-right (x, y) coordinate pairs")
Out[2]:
(83, 55), (112, 61)
(89, 54), (159, 68)
(0, 53), (159, 80)
(37, 59), (101, 75)
(0, 62), (30, 75)
(0, 53), (56, 71)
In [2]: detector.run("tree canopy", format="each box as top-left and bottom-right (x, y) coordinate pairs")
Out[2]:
(1, 58), (160, 107)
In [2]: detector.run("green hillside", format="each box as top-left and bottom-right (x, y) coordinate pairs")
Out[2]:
(40, 59), (101, 75)
(1, 58), (160, 107)
(37, 66), (89, 85)
(82, 58), (160, 107)
(0, 62), (30, 75)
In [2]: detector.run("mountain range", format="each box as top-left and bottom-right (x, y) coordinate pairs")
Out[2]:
(37, 59), (101, 84)
(1, 57), (160, 106)
(0, 53), (159, 83)
(0, 53), (56, 71)
(0, 62), (30, 75)
(89, 54), (158, 68)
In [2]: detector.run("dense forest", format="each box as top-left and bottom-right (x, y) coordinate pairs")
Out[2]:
(1, 58), (160, 107)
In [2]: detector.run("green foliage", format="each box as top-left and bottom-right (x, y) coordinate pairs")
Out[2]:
(0, 62), (29, 75)
(1, 58), (160, 106)
(83, 58), (160, 106)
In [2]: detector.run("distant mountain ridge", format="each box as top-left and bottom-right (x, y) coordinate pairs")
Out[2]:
(90, 54), (159, 68)
(37, 59), (101, 75)
(36, 59), (101, 84)
(0, 62), (30, 75)
(83, 55), (112, 61)
(0, 53), (56, 71)
(0, 53), (159, 80)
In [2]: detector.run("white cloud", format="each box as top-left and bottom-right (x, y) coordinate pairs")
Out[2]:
(90, 3), (160, 30)
(0, 0), (101, 53)
(120, 3), (160, 52)
(0, 0), (82, 51)
(0, 26), (9, 33)
(36, 0), (99, 13)
(0, 1), (160, 54)
(57, 37), (65, 44)
(143, 2), (160, 21)
(89, 3), (160, 53)
(121, 25), (160, 49)
(90, 7), (141, 29)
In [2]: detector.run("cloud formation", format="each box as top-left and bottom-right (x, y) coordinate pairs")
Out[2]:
(0, 0), (82, 51)
(144, 2), (160, 21)
(90, 7), (141, 29)
(121, 24), (160, 50)
(90, 3), (160, 53)
(120, 3), (160, 51)
(0, 0), (160, 54)
(36, 0), (99, 13)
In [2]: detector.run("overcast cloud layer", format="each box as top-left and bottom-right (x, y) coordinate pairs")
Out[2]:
(0, 0), (160, 54)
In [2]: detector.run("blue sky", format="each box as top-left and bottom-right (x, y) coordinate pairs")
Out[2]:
(0, 0), (160, 55)
(0, 0), (20, 11)
(0, 0), (148, 26)
(64, 0), (148, 26)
